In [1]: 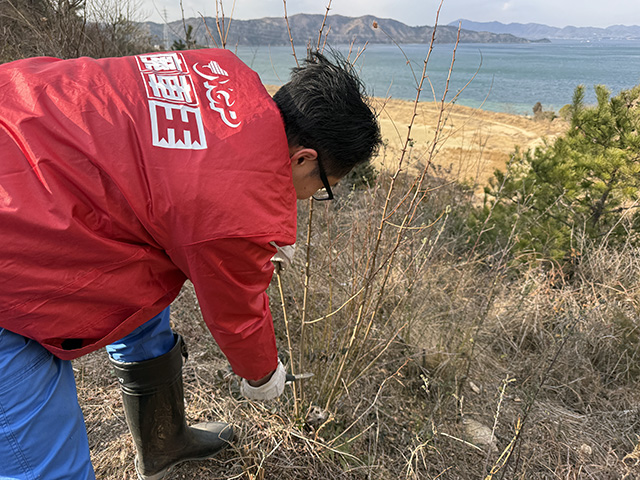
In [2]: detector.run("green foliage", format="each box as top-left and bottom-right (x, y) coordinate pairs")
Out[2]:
(340, 160), (379, 190)
(171, 39), (188, 51)
(172, 24), (196, 51)
(558, 104), (572, 121)
(469, 84), (640, 264)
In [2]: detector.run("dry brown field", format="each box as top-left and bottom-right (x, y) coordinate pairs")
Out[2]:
(375, 98), (568, 186)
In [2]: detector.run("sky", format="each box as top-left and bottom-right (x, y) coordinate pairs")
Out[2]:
(137, 0), (640, 28)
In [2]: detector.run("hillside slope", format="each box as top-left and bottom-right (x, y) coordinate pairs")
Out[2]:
(449, 19), (640, 40)
(145, 14), (547, 47)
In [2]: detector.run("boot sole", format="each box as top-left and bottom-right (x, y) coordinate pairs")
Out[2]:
(135, 439), (233, 480)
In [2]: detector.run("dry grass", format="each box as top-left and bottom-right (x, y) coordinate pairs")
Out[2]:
(75, 171), (640, 479)
(11, 1), (631, 478)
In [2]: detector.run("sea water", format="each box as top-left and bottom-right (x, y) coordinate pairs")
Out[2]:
(234, 40), (640, 115)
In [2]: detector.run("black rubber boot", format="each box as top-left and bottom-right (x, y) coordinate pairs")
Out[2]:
(109, 335), (234, 480)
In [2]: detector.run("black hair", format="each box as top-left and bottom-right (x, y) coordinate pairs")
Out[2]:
(273, 50), (382, 179)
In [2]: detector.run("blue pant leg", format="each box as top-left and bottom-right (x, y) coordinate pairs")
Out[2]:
(0, 328), (95, 480)
(106, 307), (176, 363)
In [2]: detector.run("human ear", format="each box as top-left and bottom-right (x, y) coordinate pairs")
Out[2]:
(289, 146), (318, 166)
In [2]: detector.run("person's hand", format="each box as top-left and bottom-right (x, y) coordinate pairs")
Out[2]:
(240, 359), (287, 400)
(271, 243), (296, 272)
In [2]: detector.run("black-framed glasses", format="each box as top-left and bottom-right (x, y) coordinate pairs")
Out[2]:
(312, 158), (334, 201)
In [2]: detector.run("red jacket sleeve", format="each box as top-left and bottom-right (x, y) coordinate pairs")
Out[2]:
(167, 236), (279, 380)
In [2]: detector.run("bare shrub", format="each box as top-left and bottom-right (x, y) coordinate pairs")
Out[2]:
(0, 0), (151, 63)
(67, 2), (640, 479)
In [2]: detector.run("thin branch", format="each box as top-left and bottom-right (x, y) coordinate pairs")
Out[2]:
(355, 0), (449, 358)
(299, 198), (314, 394)
(282, 0), (299, 67)
(305, 286), (366, 325)
(329, 359), (408, 446)
(316, 0), (332, 50)
(179, 0), (189, 47)
(498, 313), (582, 478)
(372, 20), (419, 88)
(214, 0), (225, 48)
(276, 269), (299, 416)
(324, 0), (446, 407)
(224, 0), (236, 46)
(200, 13), (220, 48)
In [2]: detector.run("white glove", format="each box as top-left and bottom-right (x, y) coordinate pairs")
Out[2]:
(240, 359), (287, 401)
(270, 243), (296, 271)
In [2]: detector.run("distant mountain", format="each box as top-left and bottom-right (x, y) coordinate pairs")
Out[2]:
(449, 19), (640, 40)
(144, 14), (547, 48)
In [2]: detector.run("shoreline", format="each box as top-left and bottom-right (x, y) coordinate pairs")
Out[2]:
(265, 85), (568, 186)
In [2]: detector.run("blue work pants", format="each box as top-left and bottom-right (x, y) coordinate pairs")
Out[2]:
(0, 307), (175, 479)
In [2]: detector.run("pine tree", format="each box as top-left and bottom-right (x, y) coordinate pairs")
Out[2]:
(469, 84), (640, 264)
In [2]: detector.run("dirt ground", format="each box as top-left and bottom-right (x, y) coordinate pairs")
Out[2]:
(374, 98), (568, 186)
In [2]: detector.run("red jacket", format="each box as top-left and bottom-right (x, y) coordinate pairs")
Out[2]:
(0, 49), (297, 380)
